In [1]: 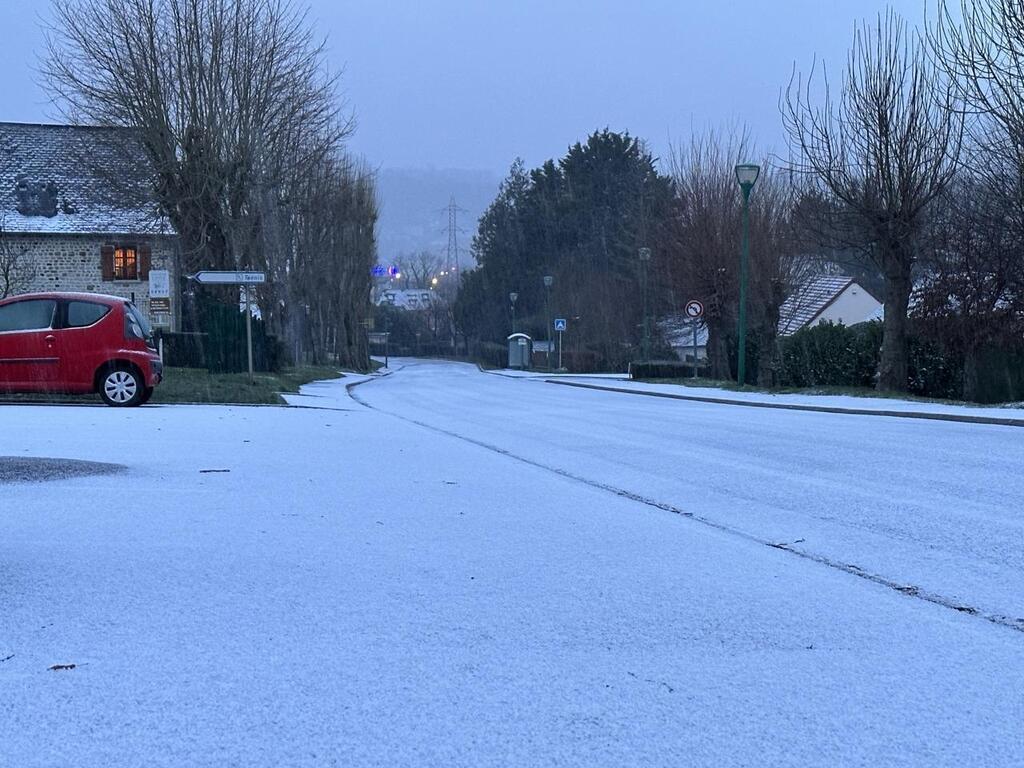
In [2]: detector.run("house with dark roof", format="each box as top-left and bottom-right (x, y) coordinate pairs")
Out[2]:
(777, 275), (882, 336)
(0, 122), (179, 328)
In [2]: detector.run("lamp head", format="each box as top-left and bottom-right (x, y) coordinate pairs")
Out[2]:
(734, 163), (761, 191)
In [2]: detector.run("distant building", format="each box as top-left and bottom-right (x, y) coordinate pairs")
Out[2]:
(376, 288), (436, 311)
(0, 122), (179, 328)
(778, 275), (882, 336)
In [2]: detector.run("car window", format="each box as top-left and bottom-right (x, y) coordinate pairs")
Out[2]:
(0, 299), (57, 332)
(126, 302), (153, 337)
(67, 301), (111, 328)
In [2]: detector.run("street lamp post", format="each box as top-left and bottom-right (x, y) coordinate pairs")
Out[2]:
(734, 163), (760, 386)
(509, 291), (518, 334)
(638, 247), (652, 361)
(543, 275), (554, 370)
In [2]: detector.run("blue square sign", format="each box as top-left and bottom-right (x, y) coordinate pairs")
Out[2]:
(554, 318), (567, 332)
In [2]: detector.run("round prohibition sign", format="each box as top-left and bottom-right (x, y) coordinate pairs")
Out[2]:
(685, 300), (704, 318)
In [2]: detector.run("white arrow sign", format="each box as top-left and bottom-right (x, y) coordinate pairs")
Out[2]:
(192, 271), (266, 285)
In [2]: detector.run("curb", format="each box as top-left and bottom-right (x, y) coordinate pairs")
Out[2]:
(544, 379), (1024, 428)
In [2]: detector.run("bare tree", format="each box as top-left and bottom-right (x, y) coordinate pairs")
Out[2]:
(668, 129), (807, 383)
(914, 172), (1024, 399)
(0, 222), (34, 299)
(395, 251), (445, 290)
(783, 10), (962, 391)
(42, 0), (350, 275)
(932, 1), (1024, 265)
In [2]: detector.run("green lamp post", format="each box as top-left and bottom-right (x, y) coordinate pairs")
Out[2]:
(734, 163), (760, 386)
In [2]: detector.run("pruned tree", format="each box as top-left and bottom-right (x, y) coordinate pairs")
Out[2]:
(783, 10), (962, 391)
(913, 171), (1024, 400)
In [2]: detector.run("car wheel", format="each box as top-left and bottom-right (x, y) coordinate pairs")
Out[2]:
(139, 387), (154, 405)
(99, 367), (144, 407)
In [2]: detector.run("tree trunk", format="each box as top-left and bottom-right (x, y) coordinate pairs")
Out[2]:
(757, 334), (780, 388)
(962, 343), (980, 402)
(877, 260), (912, 392)
(707, 322), (731, 380)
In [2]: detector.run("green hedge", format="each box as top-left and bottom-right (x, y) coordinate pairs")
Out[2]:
(778, 320), (1024, 403)
(779, 321), (881, 388)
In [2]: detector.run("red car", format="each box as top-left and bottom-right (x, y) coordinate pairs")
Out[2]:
(0, 292), (163, 406)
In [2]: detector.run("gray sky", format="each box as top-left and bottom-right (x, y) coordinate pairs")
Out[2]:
(1, 0), (926, 174)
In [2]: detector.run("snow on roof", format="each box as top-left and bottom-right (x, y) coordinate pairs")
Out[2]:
(375, 288), (436, 310)
(0, 122), (173, 236)
(778, 275), (854, 336)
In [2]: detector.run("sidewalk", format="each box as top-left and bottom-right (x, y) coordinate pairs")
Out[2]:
(543, 377), (1024, 427)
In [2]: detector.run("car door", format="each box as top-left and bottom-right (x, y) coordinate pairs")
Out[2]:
(0, 298), (60, 391)
(59, 299), (115, 390)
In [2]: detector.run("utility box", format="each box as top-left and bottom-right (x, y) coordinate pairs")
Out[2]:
(507, 333), (532, 369)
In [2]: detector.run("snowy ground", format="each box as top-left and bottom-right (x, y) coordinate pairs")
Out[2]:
(3, 359), (1023, 766)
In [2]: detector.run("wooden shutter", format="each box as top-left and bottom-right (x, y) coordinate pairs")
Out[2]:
(101, 245), (115, 281)
(139, 244), (152, 281)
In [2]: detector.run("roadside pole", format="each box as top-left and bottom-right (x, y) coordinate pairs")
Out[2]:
(244, 286), (254, 383)
(692, 324), (698, 379)
(684, 299), (704, 381)
(554, 318), (567, 371)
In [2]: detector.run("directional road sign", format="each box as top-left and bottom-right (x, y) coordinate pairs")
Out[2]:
(554, 318), (567, 332)
(192, 271), (266, 285)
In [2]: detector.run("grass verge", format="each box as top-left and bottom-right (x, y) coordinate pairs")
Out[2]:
(152, 366), (344, 405)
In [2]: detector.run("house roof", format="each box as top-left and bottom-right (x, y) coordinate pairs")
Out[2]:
(0, 122), (173, 236)
(778, 275), (855, 336)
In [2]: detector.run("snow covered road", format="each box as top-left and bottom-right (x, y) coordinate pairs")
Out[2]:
(3, 361), (1023, 766)
(354, 360), (1024, 628)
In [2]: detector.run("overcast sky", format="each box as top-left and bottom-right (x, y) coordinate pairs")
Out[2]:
(1, 0), (927, 174)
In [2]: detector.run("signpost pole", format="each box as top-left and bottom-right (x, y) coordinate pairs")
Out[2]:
(558, 329), (563, 370)
(693, 323), (698, 379)
(190, 271), (266, 383)
(684, 299), (704, 380)
(244, 286), (254, 383)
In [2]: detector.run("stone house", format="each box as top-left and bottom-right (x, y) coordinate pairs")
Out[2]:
(0, 122), (179, 328)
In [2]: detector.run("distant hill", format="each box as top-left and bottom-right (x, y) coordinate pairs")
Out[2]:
(375, 167), (501, 269)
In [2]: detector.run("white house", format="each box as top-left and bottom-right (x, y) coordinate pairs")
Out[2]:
(778, 275), (882, 336)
